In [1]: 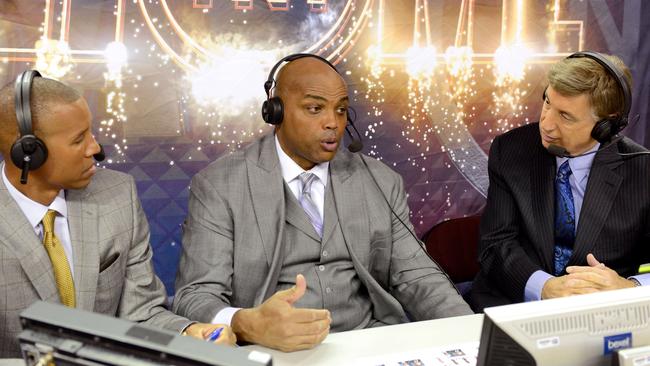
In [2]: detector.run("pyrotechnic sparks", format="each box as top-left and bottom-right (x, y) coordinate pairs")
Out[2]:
(35, 39), (73, 79)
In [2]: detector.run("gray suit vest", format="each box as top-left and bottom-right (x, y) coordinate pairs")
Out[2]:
(276, 181), (375, 331)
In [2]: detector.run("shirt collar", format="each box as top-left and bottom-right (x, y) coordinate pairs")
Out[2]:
(274, 134), (329, 185)
(2, 164), (67, 230)
(556, 142), (600, 184)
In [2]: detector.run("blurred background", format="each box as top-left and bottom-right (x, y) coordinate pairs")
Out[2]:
(1, 0), (648, 294)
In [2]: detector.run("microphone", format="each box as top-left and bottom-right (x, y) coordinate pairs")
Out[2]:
(547, 135), (624, 158)
(93, 144), (105, 162)
(345, 125), (363, 153)
(547, 135), (650, 158)
(345, 107), (364, 153)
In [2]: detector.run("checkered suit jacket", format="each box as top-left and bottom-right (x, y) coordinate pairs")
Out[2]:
(0, 167), (190, 357)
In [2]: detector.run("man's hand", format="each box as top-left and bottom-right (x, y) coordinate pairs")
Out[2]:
(184, 323), (237, 346)
(541, 275), (599, 299)
(231, 274), (331, 352)
(565, 253), (637, 291)
(542, 253), (635, 299)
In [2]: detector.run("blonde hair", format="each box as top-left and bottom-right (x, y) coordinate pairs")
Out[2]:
(547, 53), (632, 120)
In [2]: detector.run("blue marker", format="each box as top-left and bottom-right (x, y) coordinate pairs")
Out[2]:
(206, 327), (223, 342)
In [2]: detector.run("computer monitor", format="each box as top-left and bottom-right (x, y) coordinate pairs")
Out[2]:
(477, 286), (650, 366)
(18, 301), (272, 366)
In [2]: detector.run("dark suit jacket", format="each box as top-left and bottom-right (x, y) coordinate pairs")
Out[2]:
(470, 123), (650, 311)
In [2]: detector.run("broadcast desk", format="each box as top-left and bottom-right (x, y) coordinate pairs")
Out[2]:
(0, 314), (483, 366)
(245, 313), (484, 366)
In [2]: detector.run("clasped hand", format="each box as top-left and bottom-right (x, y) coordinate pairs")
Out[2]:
(542, 253), (636, 299)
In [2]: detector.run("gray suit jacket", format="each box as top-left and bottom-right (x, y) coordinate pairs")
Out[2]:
(173, 134), (471, 327)
(0, 167), (190, 358)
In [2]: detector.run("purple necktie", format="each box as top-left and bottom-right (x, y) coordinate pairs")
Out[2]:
(299, 172), (323, 238)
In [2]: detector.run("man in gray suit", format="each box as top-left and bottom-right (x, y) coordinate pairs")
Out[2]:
(173, 54), (472, 352)
(0, 73), (234, 358)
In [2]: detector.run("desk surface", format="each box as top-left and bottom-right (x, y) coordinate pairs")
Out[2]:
(246, 314), (484, 366)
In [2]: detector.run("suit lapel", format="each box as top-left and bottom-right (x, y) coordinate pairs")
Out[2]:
(0, 174), (58, 302)
(570, 147), (623, 263)
(246, 134), (286, 268)
(330, 152), (370, 267)
(283, 183), (321, 242)
(66, 188), (99, 311)
(321, 181), (337, 244)
(530, 145), (556, 271)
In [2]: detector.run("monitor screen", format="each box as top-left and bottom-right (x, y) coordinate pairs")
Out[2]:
(18, 301), (272, 366)
(476, 286), (650, 366)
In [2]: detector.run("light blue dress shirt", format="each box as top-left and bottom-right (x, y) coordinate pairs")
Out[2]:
(525, 143), (650, 301)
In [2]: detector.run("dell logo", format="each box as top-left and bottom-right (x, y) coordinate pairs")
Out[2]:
(604, 333), (632, 355)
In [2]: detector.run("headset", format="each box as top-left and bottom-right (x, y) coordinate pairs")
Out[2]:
(254, 55), (459, 303)
(261, 53), (363, 152)
(544, 51), (631, 143)
(11, 70), (105, 184)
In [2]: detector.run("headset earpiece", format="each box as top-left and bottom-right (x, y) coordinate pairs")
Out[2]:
(10, 70), (48, 184)
(10, 135), (48, 170)
(261, 53), (338, 126)
(566, 51), (631, 143)
(261, 97), (284, 125)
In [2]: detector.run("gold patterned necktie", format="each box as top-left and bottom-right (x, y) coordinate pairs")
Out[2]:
(41, 209), (76, 307)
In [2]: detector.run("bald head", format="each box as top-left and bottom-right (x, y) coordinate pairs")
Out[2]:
(274, 56), (346, 99)
(0, 75), (81, 155)
(271, 55), (349, 170)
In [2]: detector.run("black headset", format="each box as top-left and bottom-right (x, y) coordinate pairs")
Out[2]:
(10, 70), (104, 184)
(261, 53), (363, 152)
(11, 70), (48, 184)
(545, 51), (631, 143)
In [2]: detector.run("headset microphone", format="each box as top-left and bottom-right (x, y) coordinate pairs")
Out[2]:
(547, 135), (624, 158)
(93, 144), (106, 162)
(346, 130), (363, 153)
(345, 107), (364, 153)
(547, 135), (650, 159)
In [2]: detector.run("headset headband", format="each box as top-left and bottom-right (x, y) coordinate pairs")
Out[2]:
(566, 51), (631, 119)
(263, 53), (338, 98)
(14, 70), (41, 137)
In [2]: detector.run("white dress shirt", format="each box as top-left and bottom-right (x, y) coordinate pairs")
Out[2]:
(210, 134), (330, 326)
(2, 164), (74, 277)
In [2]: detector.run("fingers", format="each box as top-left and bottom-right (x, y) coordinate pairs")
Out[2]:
(214, 327), (237, 346)
(291, 308), (331, 323)
(275, 274), (307, 305)
(273, 324), (330, 352)
(566, 265), (609, 274)
(586, 253), (604, 268)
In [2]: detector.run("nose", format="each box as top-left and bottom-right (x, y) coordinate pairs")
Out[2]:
(539, 106), (556, 133)
(323, 110), (340, 130)
(87, 135), (102, 157)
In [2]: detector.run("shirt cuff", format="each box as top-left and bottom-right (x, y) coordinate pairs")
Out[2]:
(628, 273), (650, 286)
(212, 307), (242, 326)
(525, 270), (554, 302)
(180, 321), (197, 335)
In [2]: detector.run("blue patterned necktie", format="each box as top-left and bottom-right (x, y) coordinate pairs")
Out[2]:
(553, 160), (575, 275)
(299, 172), (323, 238)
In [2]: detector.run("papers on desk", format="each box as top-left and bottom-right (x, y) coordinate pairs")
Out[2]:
(353, 341), (478, 366)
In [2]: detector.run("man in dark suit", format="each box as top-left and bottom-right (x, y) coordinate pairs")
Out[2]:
(470, 52), (650, 312)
